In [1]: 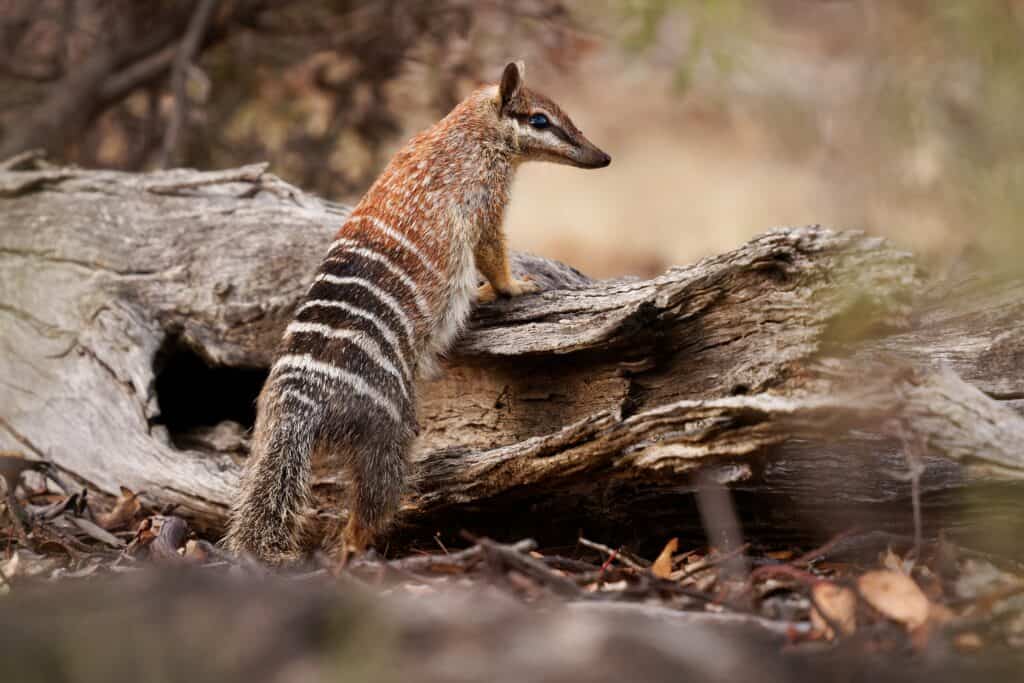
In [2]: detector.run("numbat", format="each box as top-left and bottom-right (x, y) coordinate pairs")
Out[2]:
(225, 61), (611, 563)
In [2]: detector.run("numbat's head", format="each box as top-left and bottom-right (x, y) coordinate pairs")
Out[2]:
(492, 61), (611, 169)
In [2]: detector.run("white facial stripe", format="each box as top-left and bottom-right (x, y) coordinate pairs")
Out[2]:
(295, 299), (412, 379)
(518, 125), (568, 149)
(327, 239), (431, 318)
(345, 214), (443, 283)
(273, 353), (402, 423)
(286, 321), (409, 392)
(313, 273), (415, 342)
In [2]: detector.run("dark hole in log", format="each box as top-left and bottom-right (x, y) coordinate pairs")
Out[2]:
(152, 334), (268, 449)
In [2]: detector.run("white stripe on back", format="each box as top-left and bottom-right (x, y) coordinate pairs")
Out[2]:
(286, 321), (408, 394)
(295, 298), (412, 379)
(273, 354), (402, 423)
(345, 214), (443, 282)
(280, 388), (317, 411)
(313, 273), (415, 341)
(327, 238), (431, 317)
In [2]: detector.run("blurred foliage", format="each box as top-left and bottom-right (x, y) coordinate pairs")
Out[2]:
(926, 2), (1024, 261)
(618, 0), (752, 90)
(615, 0), (1024, 270)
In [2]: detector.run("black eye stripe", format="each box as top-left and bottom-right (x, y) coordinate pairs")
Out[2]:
(513, 114), (572, 144)
(547, 125), (573, 145)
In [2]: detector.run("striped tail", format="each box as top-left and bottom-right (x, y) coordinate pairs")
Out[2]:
(226, 218), (425, 562)
(224, 388), (321, 563)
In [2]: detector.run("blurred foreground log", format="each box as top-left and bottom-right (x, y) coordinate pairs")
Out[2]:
(2, 162), (1023, 553)
(6, 569), (1019, 683)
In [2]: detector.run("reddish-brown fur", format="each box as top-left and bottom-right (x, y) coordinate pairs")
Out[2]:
(225, 62), (610, 563)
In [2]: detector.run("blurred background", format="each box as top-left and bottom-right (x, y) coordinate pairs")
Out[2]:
(2, 0), (1022, 278)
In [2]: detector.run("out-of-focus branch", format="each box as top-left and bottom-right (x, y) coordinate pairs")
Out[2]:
(158, 0), (219, 168)
(97, 45), (178, 105)
(0, 1), (262, 162)
(0, 43), (121, 158)
(0, 3), (187, 160)
(0, 55), (63, 82)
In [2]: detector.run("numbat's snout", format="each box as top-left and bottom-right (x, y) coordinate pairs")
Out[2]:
(224, 60), (611, 564)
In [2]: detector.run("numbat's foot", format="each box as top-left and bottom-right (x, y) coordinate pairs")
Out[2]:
(342, 516), (374, 555)
(476, 277), (540, 303)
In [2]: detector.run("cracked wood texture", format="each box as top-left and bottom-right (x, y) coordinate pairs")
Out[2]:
(2, 164), (1023, 552)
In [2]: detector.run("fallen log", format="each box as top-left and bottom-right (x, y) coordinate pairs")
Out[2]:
(2, 162), (1023, 554)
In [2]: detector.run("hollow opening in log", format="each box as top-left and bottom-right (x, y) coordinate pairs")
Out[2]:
(152, 334), (268, 450)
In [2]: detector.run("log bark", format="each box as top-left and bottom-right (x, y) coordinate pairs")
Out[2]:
(2, 163), (1023, 552)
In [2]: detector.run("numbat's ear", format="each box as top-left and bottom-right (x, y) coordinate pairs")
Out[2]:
(499, 61), (525, 108)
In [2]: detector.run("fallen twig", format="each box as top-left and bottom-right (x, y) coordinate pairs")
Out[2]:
(0, 149), (45, 171)
(351, 538), (537, 577)
(791, 529), (862, 568)
(479, 538), (584, 599)
(675, 544), (751, 583)
(68, 517), (125, 549)
(578, 537), (647, 571)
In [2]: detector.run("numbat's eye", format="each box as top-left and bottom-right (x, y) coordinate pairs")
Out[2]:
(528, 113), (549, 129)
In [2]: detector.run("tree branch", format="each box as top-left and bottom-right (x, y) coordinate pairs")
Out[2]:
(157, 0), (219, 168)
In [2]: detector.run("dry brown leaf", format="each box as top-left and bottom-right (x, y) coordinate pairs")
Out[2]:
(95, 486), (142, 530)
(0, 452), (39, 489)
(858, 570), (931, 630)
(953, 632), (983, 652)
(880, 547), (904, 572)
(766, 550), (794, 561)
(651, 538), (678, 579)
(130, 518), (158, 552)
(810, 582), (857, 639)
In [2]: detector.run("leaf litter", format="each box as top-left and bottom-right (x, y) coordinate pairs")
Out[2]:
(2, 457), (1024, 672)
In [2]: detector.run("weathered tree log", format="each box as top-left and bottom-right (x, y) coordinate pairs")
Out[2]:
(2, 163), (1023, 553)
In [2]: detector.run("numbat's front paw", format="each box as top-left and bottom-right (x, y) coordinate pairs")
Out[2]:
(477, 277), (540, 303)
(506, 277), (541, 297)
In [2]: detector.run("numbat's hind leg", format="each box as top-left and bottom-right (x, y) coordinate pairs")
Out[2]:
(337, 429), (411, 555)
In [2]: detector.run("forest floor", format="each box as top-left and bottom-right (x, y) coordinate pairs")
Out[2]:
(3, 451), (1024, 682)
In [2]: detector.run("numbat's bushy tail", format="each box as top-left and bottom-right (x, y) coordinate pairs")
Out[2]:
(224, 61), (611, 563)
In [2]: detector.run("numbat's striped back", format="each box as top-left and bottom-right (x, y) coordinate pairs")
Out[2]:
(225, 61), (611, 563)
